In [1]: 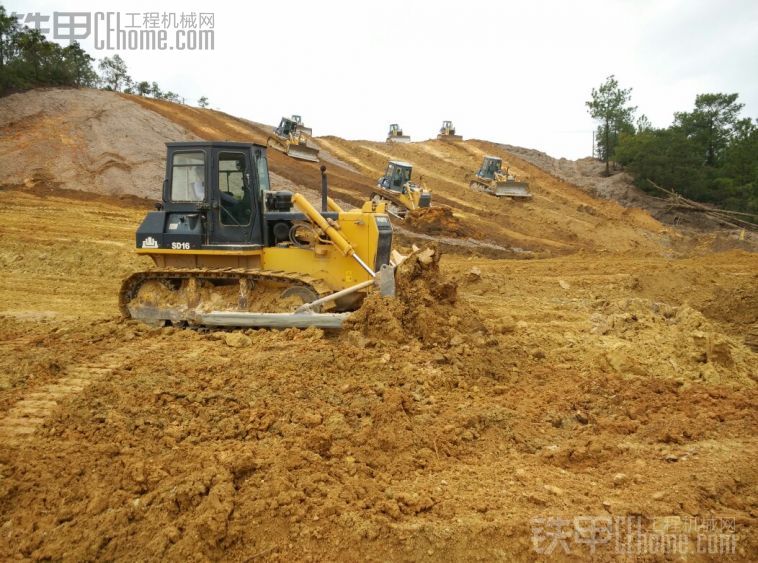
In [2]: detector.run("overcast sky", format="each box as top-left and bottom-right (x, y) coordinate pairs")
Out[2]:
(9, 0), (758, 158)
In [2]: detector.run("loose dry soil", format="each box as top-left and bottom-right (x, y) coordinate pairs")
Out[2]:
(0, 89), (756, 561)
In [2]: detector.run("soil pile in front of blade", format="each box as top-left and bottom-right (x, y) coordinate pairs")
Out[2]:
(404, 207), (478, 238)
(344, 246), (492, 346)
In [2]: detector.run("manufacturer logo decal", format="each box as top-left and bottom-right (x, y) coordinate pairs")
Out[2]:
(141, 236), (159, 249)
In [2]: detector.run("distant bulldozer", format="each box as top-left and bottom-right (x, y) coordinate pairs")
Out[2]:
(437, 120), (462, 141)
(386, 123), (410, 143)
(470, 156), (531, 199)
(267, 117), (320, 162)
(373, 160), (431, 219)
(291, 114), (312, 136)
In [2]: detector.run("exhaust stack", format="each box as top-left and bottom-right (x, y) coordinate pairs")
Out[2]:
(320, 165), (328, 212)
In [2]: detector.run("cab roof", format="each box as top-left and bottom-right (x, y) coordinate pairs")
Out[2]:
(484, 155), (502, 161)
(388, 160), (413, 168)
(166, 141), (267, 150)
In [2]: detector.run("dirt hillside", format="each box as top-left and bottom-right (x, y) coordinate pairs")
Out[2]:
(0, 88), (683, 256)
(0, 88), (198, 199)
(0, 88), (756, 561)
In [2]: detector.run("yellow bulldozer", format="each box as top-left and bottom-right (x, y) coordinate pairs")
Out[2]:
(386, 123), (411, 143)
(291, 114), (312, 136)
(469, 155), (532, 199)
(437, 120), (462, 141)
(267, 117), (320, 162)
(372, 160), (432, 219)
(120, 141), (396, 329)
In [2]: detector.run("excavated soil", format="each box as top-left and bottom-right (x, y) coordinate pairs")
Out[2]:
(0, 188), (755, 561)
(0, 89), (756, 561)
(404, 208), (477, 239)
(0, 88), (198, 199)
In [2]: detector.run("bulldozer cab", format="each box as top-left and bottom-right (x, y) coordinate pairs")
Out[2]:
(388, 123), (402, 136)
(276, 117), (297, 137)
(478, 156), (502, 180)
(162, 142), (268, 245)
(384, 161), (412, 191)
(291, 115), (303, 125)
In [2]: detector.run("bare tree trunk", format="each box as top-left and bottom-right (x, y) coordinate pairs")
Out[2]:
(604, 121), (610, 176)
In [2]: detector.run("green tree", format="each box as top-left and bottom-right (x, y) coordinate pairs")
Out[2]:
(615, 126), (709, 201)
(1, 9), (97, 93)
(717, 118), (758, 214)
(150, 81), (162, 98)
(197, 95), (208, 108)
(674, 93), (744, 167)
(62, 42), (97, 87)
(15, 28), (46, 81)
(0, 5), (19, 74)
(636, 114), (652, 133)
(586, 75), (637, 175)
(615, 93), (757, 217)
(135, 80), (150, 96)
(98, 54), (129, 91)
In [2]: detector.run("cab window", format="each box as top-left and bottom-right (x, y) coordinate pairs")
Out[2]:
(171, 152), (205, 201)
(255, 150), (270, 196)
(219, 152), (252, 226)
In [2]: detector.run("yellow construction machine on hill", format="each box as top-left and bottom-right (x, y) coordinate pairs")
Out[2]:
(437, 120), (462, 141)
(267, 117), (320, 162)
(121, 141), (396, 329)
(470, 156), (531, 199)
(386, 123), (411, 143)
(291, 114), (312, 136)
(373, 160), (432, 219)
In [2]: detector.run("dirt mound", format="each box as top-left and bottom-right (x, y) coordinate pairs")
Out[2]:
(586, 299), (756, 385)
(344, 247), (491, 347)
(404, 206), (477, 238)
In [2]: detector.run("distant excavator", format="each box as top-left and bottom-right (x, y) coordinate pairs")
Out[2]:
(470, 156), (531, 199)
(267, 117), (320, 162)
(373, 160), (432, 219)
(386, 123), (410, 143)
(437, 120), (462, 141)
(291, 114), (312, 136)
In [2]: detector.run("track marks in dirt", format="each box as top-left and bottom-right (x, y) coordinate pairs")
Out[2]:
(0, 340), (162, 444)
(0, 361), (114, 442)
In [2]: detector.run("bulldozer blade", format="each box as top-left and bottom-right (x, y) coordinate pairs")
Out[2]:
(375, 264), (396, 297)
(493, 182), (532, 198)
(287, 145), (320, 162)
(196, 311), (348, 329)
(127, 302), (349, 329)
(437, 134), (463, 142)
(387, 136), (411, 143)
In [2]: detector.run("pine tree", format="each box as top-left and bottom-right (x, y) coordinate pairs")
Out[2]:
(586, 75), (637, 176)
